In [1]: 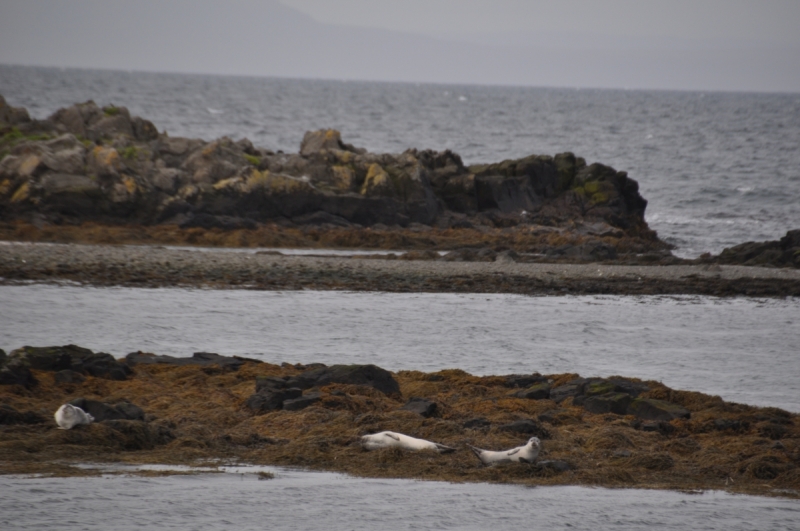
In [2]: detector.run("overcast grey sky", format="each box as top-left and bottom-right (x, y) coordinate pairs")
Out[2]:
(283, 0), (800, 47)
(1, 0), (798, 92)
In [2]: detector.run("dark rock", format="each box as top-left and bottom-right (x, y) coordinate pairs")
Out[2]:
(255, 376), (289, 393)
(512, 382), (552, 400)
(550, 379), (587, 403)
(627, 398), (690, 421)
(0, 404), (45, 425)
(54, 369), (86, 384)
(498, 419), (550, 439)
(68, 398), (145, 421)
(400, 397), (438, 417)
(245, 391), (286, 413)
(583, 392), (633, 415)
(7, 345), (131, 381)
(0, 361), (38, 388)
(125, 351), (245, 371)
(0, 94), (31, 125)
(300, 129), (356, 156)
(285, 364), (400, 397)
(717, 229), (800, 268)
(283, 392), (323, 411)
(463, 417), (491, 430)
(503, 373), (547, 388)
(583, 378), (648, 398)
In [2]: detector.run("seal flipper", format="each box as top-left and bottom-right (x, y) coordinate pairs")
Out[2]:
(386, 432), (400, 441)
(507, 447), (521, 456)
(435, 443), (456, 454)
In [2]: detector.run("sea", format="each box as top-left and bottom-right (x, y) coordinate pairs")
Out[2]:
(1, 65), (800, 529)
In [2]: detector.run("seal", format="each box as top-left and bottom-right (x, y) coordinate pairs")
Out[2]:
(361, 431), (455, 453)
(469, 437), (541, 465)
(54, 403), (95, 430)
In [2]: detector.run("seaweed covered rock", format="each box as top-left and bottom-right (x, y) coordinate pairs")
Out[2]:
(7, 345), (131, 380)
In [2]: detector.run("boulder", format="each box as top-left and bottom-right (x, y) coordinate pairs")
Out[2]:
(245, 387), (303, 414)
(512, 382), (552, 400)
(717, 229), (800, 268)
(550, 379), (587, 403)
(68, 398), (145, 421)
(0, 348), (38, 388)
(282, 392), (323, 411)
(583, 392), (633, 415)
(285, 364), (400, 397)
(503, 373), (548, 388)
(300, 129), (361, 156)
(125, 351), (249, 371)
(400, 397), (438, 417)
(0, 94), (31, 125)
(7, 345), (131, 380)
(627, 398), (690, 421)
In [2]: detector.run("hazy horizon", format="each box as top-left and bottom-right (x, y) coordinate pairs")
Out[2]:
(1, 0), (799, 93)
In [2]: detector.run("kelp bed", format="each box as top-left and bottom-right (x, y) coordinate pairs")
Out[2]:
(1, 360), (798, 499)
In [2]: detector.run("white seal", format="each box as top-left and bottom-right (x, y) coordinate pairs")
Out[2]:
(54, 404), (95, 430)
(469, 437), (541, 465)
(361, 431), (455, 453)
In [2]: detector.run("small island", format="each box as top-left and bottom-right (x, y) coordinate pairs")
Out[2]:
(1, 345), (798, 498)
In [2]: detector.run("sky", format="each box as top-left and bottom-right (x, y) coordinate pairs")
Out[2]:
(0, 0), (798, 92)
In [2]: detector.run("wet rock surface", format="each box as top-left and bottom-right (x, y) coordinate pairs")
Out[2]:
(0, 344), (798, 498)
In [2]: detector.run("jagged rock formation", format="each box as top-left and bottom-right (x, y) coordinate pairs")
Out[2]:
(713, 230), (800, 269)
(0, 95), (654, 237)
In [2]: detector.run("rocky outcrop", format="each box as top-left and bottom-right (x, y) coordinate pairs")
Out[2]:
(0, 96), (657, 242)
(4, 345), (131, 381)
(713, 230), (800, 269)
(125, 351), (252, 371)
(245, 363), (400, 414)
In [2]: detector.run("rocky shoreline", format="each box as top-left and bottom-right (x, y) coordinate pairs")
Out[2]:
(1, 345), (798, 498)
(2, 238), (800, 297)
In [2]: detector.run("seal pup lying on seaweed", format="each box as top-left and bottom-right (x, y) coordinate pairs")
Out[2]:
(361, 431), (455, 453)
(469, 437), (541, 465)
(54, 403), (94, 430)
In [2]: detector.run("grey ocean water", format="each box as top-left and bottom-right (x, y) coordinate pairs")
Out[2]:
(2, 64), (800, 257)
(2, 66), (800, 528)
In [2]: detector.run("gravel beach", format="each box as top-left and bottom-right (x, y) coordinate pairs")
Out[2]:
(2, 241), (799, 296)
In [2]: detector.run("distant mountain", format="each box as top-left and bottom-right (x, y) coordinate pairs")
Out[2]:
(0, 0), (798, 92)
